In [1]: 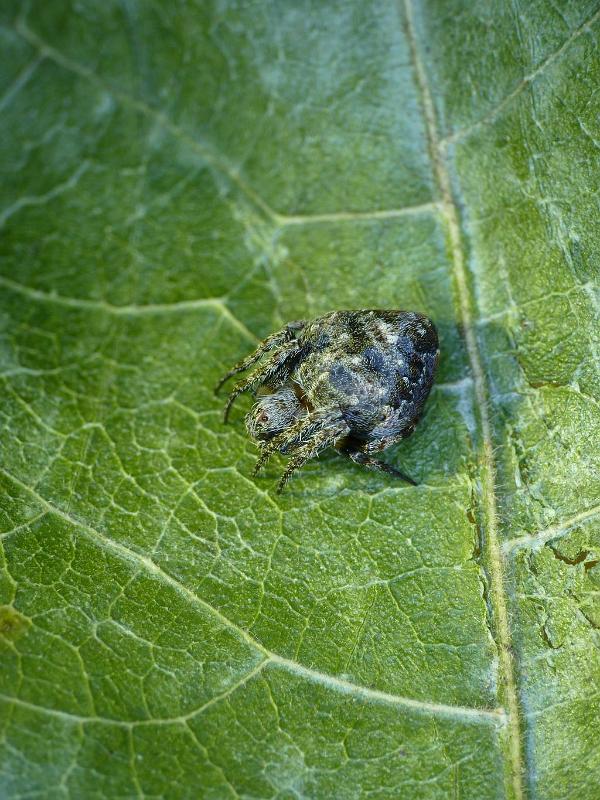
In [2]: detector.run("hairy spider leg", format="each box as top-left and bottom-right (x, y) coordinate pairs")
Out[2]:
(253, 413), (316, 474)
(222, 340), (302, 422)
(252, 409), (349, 488)
(341, 449), (417, 486)
(253, 411), (348, 475)
(276, 417), (350, 492)
(214, 321), (306, 394)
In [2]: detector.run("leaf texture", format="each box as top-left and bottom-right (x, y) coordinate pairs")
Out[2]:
(0, 1), (598, 798)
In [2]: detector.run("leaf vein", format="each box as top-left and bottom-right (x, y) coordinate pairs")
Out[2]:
(0, 54), (43, 113)
(0, 465), (269, 659)
(0, 275), (258, 342)
(274, 202), (439, 226)
(503, 503), (600, 552)
(0, 467), (507, 727)
(14, 20), (440, 230)
(403, 1), (526, 796)
(444, 6), (600, 145)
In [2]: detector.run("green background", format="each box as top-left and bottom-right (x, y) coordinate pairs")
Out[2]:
(1, 1), (599, 798)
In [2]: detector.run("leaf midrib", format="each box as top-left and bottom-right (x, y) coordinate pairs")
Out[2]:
(402, 1), (525, 798)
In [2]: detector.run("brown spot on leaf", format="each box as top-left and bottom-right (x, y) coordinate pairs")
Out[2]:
(0, 606), (31, 641)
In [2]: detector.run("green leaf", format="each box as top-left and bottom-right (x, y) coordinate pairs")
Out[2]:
(1, 1), (598, 798)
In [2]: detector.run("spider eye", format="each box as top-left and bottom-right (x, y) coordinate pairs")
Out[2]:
(258, 412), (269, 424)
(378, 412), (387, 422)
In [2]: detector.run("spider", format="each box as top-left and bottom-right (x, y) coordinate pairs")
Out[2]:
(215, 310), (439, 492)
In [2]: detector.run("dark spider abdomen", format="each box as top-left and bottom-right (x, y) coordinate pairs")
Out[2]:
(216, 309), (439, 491)
(294, 311), (438, 443)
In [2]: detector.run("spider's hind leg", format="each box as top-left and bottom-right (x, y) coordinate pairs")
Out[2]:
(341, 449), (417, 486)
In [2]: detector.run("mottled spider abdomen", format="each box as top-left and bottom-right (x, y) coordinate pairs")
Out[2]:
(293, 311), (438, 451)
(216, 310), (439, 492)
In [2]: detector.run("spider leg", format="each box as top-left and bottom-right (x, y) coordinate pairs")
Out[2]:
(341, 449), (417, 486)
(252, 410), (342, 473)
(250, 409), (348, 491)
(276, 421), (348, 492)
(222, 340), (301, 422)
(252, 416), (305, 475)
(214, 320), (305, 394)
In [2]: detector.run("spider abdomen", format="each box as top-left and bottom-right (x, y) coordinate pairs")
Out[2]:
(298, 310), (438, 431)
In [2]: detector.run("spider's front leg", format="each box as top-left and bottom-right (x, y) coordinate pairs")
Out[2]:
(220, 339), (302, 423)
(214, 320), (305, 394)
(276, 420), (348, 493)
(253, 410), (349, 492)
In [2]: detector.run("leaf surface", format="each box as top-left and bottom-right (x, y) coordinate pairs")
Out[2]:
(1, 1), (598, 798)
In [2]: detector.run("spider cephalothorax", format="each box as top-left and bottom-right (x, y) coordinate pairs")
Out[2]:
(245, 387), (305, 442)
(215, 310), (439, 492)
